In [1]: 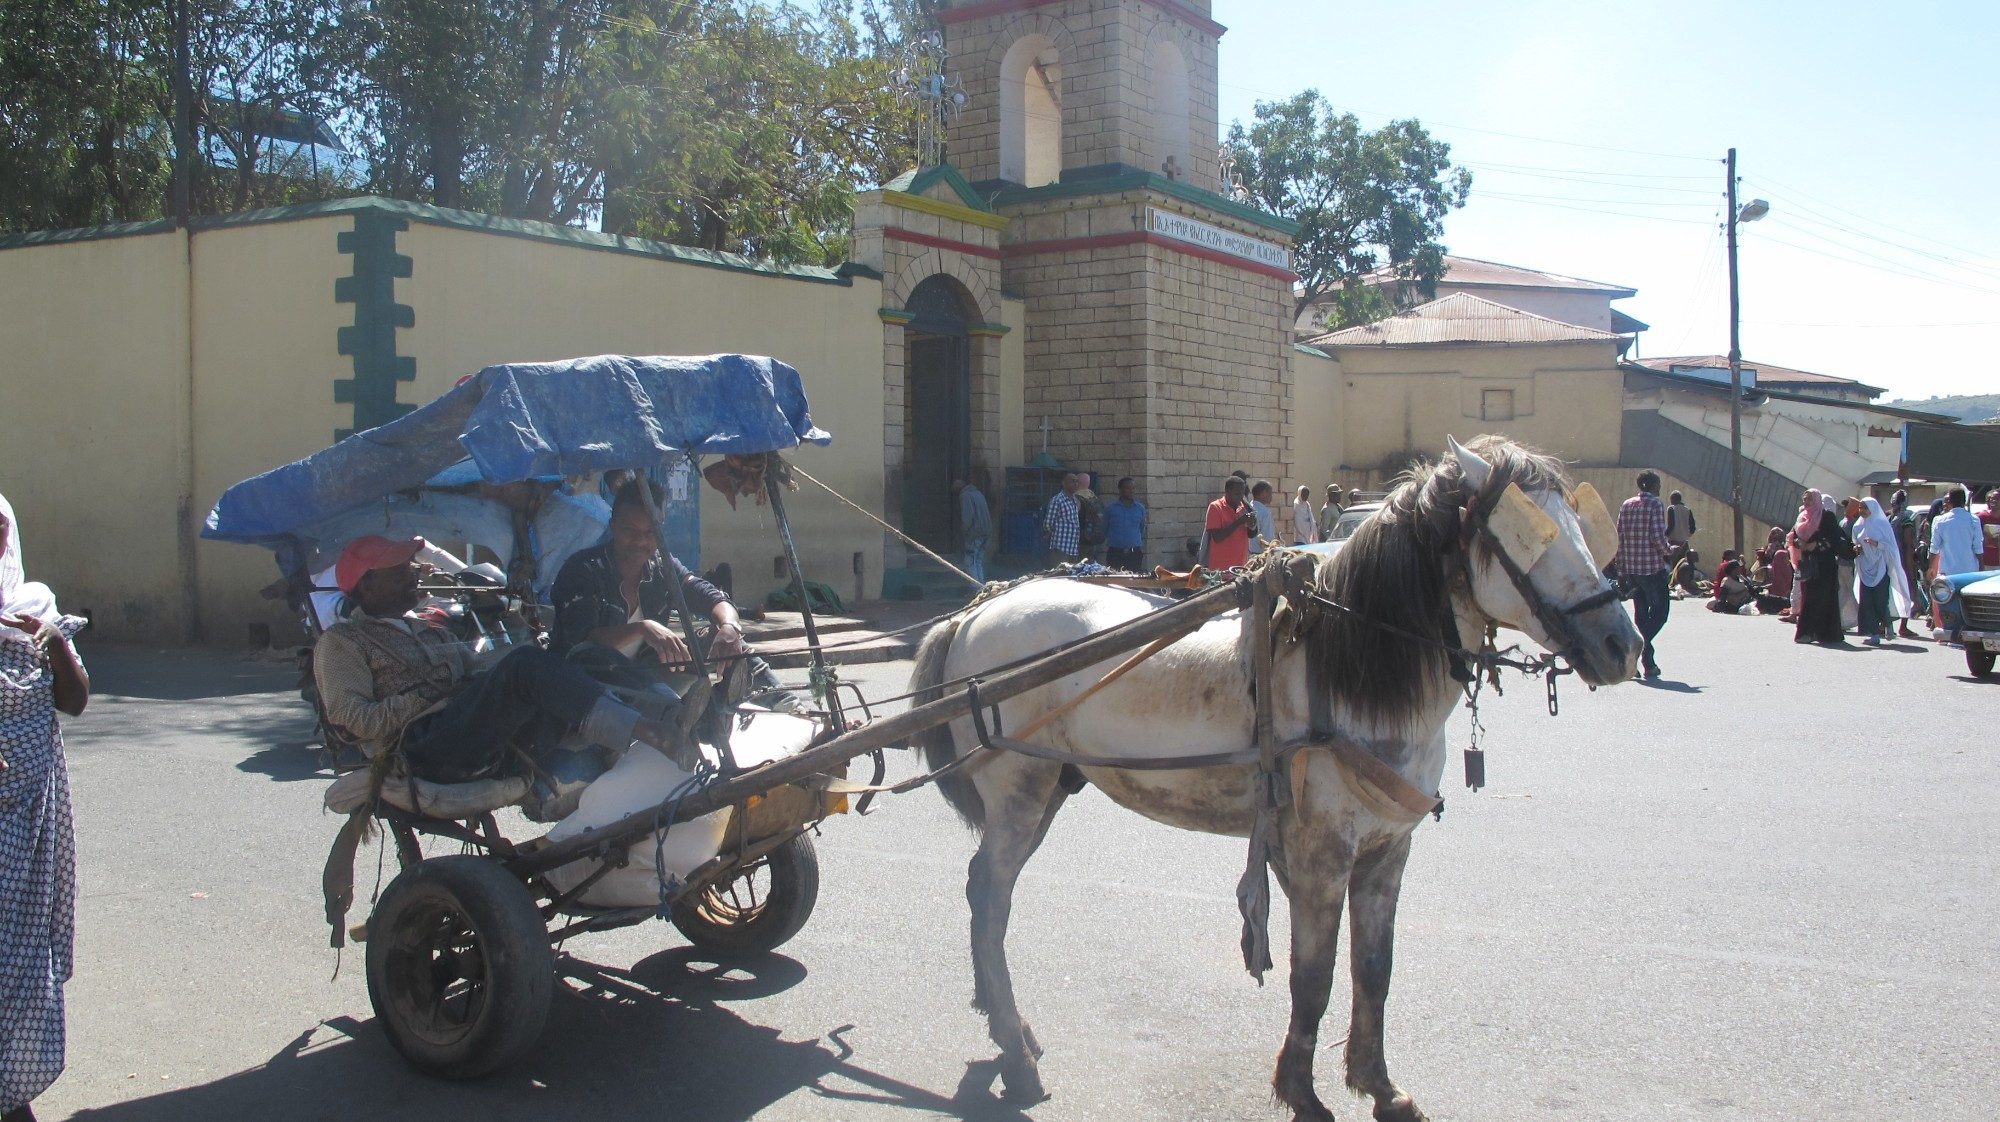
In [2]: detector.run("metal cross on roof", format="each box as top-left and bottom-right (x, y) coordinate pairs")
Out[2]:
(897, 33), (965, 168)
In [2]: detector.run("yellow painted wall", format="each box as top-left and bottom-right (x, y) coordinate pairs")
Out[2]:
(1000, 296), (1027, 471)
(190, 216), (365, 643)
(0, 231), (195, 641)
(1289, 348), (1344, 500)
(1331, 341), (1625, 473)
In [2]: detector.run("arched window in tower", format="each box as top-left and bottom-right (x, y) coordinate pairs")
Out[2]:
(1149, 40), (1191, 182)
(999, 34), (1062, 186)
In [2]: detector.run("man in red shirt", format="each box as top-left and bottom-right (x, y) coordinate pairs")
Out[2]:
(1203, 476), (1257, 570)
(1980, 488), (2000, 570)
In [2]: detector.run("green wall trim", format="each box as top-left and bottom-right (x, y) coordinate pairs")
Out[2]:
(878, 308), (917, 325)
(1, 196), (860, 286)
(967, 321), (1011, 336)
(0, 218), (179, 249)
(333, 212), (417, 439)
(988, 173), (1301, 236)
(1292, 343), (1331, 359)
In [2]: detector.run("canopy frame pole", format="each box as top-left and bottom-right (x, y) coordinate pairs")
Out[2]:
(765, 463), (846, 727)
(637, 464), (739, 773)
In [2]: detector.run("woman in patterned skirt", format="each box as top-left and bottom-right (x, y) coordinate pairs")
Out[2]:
(0, 494), (89, 1122)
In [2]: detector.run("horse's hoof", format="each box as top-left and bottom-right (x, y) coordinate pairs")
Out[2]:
(998, 1055), (1049, 1105)
(1373, 1094), (1427, 1122)
(1288, 1104), (1337, 1122)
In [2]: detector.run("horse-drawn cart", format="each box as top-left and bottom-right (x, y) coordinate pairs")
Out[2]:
(203, 354), (1256, 1080)
(209, 357), (1644, 1121)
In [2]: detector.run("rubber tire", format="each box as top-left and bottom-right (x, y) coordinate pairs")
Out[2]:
(365, 855), (553, 1079)
(671, 832), (820, 957)
(1969, 647), (1996, 678)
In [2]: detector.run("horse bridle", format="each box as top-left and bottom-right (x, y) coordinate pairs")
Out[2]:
(1455, 473), (1622, 667)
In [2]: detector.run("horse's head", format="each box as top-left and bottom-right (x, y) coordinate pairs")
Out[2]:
(1446, 436), (1641, 686)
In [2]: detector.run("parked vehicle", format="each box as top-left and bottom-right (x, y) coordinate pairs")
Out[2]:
(1930, 570), (2000, 677)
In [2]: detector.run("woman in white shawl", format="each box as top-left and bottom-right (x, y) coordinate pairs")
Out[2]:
(1851, 496), (1911, 645)
(0, 492), (89, 1122)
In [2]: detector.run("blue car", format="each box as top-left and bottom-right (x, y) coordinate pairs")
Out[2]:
(1931, 570), (2000, 678)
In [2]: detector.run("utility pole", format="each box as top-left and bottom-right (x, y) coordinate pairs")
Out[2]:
(171, 0), (192, 225)
(1724, 148), (1745, 560)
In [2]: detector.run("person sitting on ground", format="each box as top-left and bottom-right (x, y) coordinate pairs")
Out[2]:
(313, 535), (683, 783)
(551, 479), (801, 712)
(1707, 559), (1755, 614)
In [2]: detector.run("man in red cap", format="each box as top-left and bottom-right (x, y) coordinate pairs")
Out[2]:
(313, 535), (683, 780)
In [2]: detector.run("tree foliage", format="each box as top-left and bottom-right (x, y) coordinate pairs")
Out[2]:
(0, 0), (936, 263)
(1224, 91), (1471, 326)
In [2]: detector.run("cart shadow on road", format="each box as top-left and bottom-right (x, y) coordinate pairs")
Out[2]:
(65, 947), (1037, 1122)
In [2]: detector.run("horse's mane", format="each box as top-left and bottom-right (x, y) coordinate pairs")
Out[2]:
(1303, 436), (1573, 725)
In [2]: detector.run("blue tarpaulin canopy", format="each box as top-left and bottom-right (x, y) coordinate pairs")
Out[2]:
(203, 354), (829, 547)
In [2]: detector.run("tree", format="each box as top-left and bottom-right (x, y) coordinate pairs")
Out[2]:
(1224, 91), (1471, 327)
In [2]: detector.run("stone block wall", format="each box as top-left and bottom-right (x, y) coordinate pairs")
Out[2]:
(998, 185), (1292, 567)
(942, 0), (1222, 192)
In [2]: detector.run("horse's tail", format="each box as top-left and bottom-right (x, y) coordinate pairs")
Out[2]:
(909, 612), (984, 831)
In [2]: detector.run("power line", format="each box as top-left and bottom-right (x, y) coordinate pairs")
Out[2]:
(1463, 164), (1721, 195)
(1747, 172), (1999, 261)
(1747, 188), (2000, 283)
(1760, 216), (2000, 292)
(1744, 319), (1998, 328)
(1470, 194), (1719, 225)
(1212, 80), (1715, 163)
(1753, 231), (2000, 297)
(1458, 159), (1714, 181)
(1478, 189), (1717, 208)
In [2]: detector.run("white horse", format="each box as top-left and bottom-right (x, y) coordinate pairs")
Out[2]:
(908, 436), (1641, 1122)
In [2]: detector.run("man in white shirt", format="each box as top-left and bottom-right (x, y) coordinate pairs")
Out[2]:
(1249, 480), (1278, 552)
(1929, 486), (1984, 579)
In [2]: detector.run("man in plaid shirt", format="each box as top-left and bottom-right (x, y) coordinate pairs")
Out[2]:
(1614, 470), (1671, 679)
(1043, 472), (1083, 566)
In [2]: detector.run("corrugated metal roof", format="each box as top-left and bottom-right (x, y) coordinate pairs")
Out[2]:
(1630, 354), (1884, 395)
(1360, 254), (1637, 297)
(1306, 293), (1622, 347)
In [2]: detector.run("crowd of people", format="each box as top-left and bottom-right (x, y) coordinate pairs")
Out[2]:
(1613, 469), (2000, 676)
(947, 471), (1372, 581)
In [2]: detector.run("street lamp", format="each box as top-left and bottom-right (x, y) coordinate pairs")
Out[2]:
(1725, 147), (1769, 560)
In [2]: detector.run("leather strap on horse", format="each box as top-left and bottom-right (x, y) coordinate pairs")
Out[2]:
(1235, 567), (1288, 984)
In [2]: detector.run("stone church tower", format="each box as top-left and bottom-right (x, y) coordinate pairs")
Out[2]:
(943, 0), (1298, 559)
(851, 0), (1300, 573)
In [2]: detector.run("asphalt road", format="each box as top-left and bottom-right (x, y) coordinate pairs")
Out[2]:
(34, 604), (2000, 1121)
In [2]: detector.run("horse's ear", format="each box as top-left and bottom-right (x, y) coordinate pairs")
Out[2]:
(1447, 435), (1492, 493)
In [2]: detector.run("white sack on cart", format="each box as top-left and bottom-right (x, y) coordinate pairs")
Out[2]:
(540, 708), (821, 910)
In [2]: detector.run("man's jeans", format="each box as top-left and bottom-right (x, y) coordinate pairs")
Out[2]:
(1628, 570), (1670, 670)
(964, 537), (987, 583)
(404, 647), (636, 782)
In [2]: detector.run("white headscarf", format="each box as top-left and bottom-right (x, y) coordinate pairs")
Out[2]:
(0, 492), (61, 624)
(1852, 497), (1910, 617)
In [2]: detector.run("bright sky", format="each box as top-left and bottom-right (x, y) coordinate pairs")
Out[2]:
(1213, 0), (2000, 402)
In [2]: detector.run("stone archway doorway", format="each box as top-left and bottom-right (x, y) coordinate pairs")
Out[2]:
(902, 274), (975, 555)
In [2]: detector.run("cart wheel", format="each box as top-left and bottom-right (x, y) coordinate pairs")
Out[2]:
(1969, 647), (1996, 679)
(671, 833), (820, 957)
(365, 855), (553, 1079)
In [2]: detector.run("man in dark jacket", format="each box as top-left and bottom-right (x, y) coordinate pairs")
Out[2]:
(551, 479), (802, 712)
